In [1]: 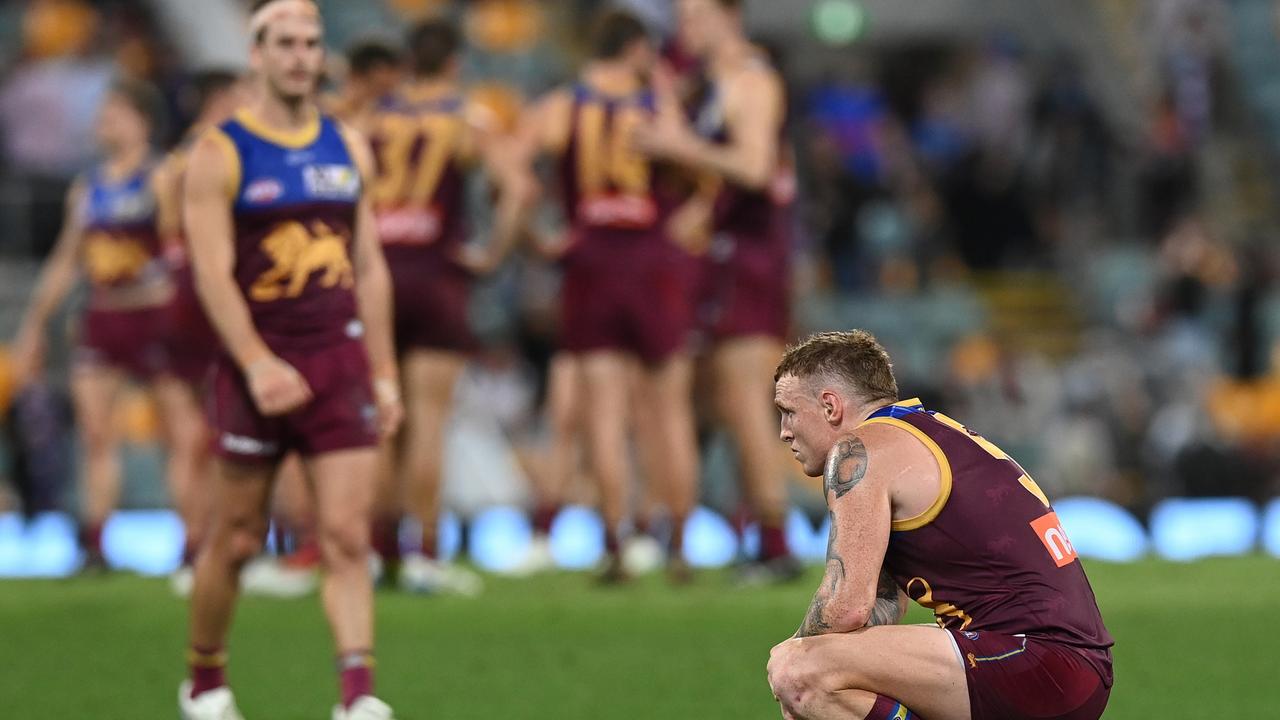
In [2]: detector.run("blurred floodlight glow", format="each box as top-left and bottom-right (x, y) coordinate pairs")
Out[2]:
(1150, 498), (1259, 561)
(1054, 497), (1148, 562)
(683, 507), (738, 567)
(549, 505), (605, 569)
(788, 508), (829, 562)
(469, 506), (532, 572)
(1263, 499), (1280, 558)
(812, 0), (867, 46)
(103, 510), (184, 575)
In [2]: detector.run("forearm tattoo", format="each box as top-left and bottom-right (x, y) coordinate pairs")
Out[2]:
(865, 570), (903, 627)
(824, 438), (868, 499)
(796, 512), (846, 638)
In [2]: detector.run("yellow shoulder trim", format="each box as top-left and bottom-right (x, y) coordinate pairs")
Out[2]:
(860, 417), (953, 531)
(234, 107), (320, 149)
(204, 127), (241, 200)
(892, 397), (923, 407)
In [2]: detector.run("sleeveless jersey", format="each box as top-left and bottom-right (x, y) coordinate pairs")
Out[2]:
(690, 63), (797, 240)
(368, 90), (469, 256)
(864, 399), (1114, 682)
(80, 161), (166, 305)
(213, 110), (361, 352)
(559, 83), (664, 241)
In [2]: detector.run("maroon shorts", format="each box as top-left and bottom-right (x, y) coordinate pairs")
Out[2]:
(560, 236), (693, 364)
(207, 339), (378, 464)
(949, 630), (1112, 720)
(700, 231), (790, 342)
(75, 306), (171, 381)
(386, 248), (476, 354)
(164, 266), (220, 387)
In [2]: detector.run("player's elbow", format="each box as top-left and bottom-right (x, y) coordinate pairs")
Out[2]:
(824, 597), (871, 634)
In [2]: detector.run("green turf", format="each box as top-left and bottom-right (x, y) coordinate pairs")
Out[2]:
(0, 556), (1274, 718)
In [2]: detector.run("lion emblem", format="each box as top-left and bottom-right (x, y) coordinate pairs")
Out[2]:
(251, 220), (354, 302)
(84, 232), (151, 284)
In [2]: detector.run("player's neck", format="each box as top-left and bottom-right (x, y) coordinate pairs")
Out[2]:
(583, 63), (640, 95)
(710, 33), (752, 74)
(248, 95), (317, 133)
(103, 144), (148, 182)
(405, 77), (455, 99)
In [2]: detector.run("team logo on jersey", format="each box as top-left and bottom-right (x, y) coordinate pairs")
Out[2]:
(303, 164), (359, 199)
(84, 232), (151, 283)
(244, 178), (285, 204)
(1030, 511), (1078, 567)
(250, 220), (353, 301)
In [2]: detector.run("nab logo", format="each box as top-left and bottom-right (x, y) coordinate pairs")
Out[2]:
(1030, 512), (1078, 567)
(244, 178), (284, 204)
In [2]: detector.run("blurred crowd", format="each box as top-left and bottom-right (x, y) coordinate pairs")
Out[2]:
(2, 0), (1280, 526)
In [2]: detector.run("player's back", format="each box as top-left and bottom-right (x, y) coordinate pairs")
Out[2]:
(559, 80), (664, 242)
(368, 88), (470, 257)
(863, 399), (1114, 683)
(212, 109), (361, 352)
(81, 161), (166, 302)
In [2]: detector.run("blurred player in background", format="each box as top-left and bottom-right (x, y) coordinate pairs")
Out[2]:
(153, 69), (247, 595)
(179, 1), (400, 718)
(364, 18), (529, 594)
(635, 0), (800, 583)
(767, 331), (1113, 720)
(8, 79), (212, 574)
(327, 39), (403, 130)
(520, 9), (700, 583)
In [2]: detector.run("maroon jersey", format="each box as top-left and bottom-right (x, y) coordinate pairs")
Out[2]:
(863, 399), (1114, 683)
(79, 160), (167, 307)
(559, 82), (665, 242)
(214, 111), (361, 352)
(369, 90), (469, 259)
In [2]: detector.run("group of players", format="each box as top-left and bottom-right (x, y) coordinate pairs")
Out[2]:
(10, 0), (802, 717)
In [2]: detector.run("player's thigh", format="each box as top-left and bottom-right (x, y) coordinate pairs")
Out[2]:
(770, 625), (971, 720)
(400, 349), (466, 414)
(307, 447), (380, 533)
(546, 352), (584, 434)
(207, 459), (276, 546)
(69, 365), (126, 444)
(150, 375), (206, 447)
(579, 350), (632, 420)
(710, 336), (781, 426)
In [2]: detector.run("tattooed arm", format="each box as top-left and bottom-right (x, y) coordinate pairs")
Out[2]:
(795, 434), (898, 637)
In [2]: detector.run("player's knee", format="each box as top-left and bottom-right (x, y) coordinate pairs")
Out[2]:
(209, 514), (267, 567)
(768, 641), (833, 713)
(80, 422), (114, 456)
(319, 518), (369, 565)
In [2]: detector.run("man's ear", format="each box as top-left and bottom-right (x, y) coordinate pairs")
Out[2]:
(820, 389), (844, 427)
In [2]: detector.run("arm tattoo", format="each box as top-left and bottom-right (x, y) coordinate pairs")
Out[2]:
(865, 569), (904, 627)
(795, 512), (846, 638)
(824, 438), (868, 499)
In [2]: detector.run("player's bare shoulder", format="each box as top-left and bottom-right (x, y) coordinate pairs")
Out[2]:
(846, 419), (943, 519)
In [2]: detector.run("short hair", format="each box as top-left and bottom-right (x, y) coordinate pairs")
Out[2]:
(108, 77), (166, 137)
(775, 330), (899, 405)
(251, 0), (320, 45)
(190, 69), (240, 114)
(406, 19), (460, 78)
(346, 39), (401, 78)
(590, 9), (650, 60)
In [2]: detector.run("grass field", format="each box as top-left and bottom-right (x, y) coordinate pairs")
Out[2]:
(0, 556), (1274, 718)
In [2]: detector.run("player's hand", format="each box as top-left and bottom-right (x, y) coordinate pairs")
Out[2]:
(245, 355), (312, 416)
(456, 244), (499, 276)
(529, 228), (571, 261)
(8, 330), (46, 389)
(667, 198), (713, 255)
(373, 376), (403, 438)
(630, 121), (694, 161)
